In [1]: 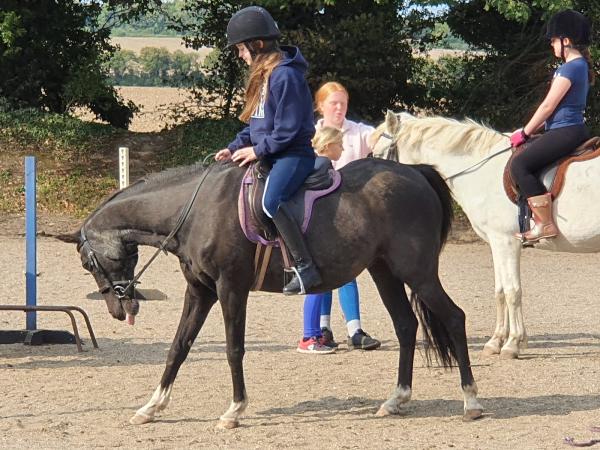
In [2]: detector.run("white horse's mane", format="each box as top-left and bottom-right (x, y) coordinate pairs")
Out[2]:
(373, 113), (509, 157)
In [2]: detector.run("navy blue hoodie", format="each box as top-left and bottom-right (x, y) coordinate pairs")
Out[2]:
(227, 46), (316, 159)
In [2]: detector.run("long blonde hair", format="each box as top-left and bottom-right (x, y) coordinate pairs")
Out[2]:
(239, 41), (283, 123)
(312, 126), (343, 155)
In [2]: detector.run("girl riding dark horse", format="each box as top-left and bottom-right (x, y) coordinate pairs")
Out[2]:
(57, 157), (484, 427)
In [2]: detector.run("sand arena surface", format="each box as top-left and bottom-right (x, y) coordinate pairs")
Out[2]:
(0, 235), (598, 449)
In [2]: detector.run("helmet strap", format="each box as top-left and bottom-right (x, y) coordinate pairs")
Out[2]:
(560, 37), (573, 60)
(244, 42), (257, 61)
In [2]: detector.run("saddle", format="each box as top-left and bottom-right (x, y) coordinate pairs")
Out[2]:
(503, 136), (600, 204)
(238, 157), (341, 291)
(238, 156), (342, 246)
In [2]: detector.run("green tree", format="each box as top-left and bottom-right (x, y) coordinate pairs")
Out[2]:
(108, 49), (141, 85)
(175, 0), (425, 122)
(0, 1), (137, 128)
(419, 0), (600, 133)
(139, 47), (172, 84)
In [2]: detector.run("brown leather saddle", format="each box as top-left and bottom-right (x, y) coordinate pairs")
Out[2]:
(238, 156), (342, 246)
(503, 136), (600, 204)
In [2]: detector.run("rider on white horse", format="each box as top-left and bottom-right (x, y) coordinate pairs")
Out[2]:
(509, 9), (594, 244)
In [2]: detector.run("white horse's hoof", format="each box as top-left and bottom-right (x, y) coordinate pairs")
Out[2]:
(499, 348), (519, 359)
(463, 408), (484, 421)
(129, 413), (154, 425)
(481, 344), (500, 357)
(217, 418), (239, 429)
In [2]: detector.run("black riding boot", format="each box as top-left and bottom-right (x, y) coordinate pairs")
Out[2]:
(272, 203), (322, 295)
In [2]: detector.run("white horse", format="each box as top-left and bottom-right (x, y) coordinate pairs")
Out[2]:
(371, 110), (600, 358)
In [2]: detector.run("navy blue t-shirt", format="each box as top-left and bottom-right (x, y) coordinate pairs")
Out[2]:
(546, 58), (589, 130)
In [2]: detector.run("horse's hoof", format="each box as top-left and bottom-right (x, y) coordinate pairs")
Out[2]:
(463, 409), (483, 422)
(217, 418), (239, 429)
(375, 404), (399, 417)
(481, 344), (500, 357)
(129, 413), (154, 425)
(499, 348), (519, 359)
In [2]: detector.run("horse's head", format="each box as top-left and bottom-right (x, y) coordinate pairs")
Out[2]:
(371, 110), (416, 162)
(56, 228), (140, 324)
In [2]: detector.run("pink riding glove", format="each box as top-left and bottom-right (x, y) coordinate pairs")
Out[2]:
(510, 129), (529, 148)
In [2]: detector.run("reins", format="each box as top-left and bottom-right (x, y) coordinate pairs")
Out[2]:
(444, 145), (512, 181)
(82, 159), (216, 300)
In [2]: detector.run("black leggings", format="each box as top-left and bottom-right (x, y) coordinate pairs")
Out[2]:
(510, 124), (590, 198)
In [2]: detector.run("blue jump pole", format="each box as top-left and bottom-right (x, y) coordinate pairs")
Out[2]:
(0, 156), (83, 348)
(25, 156), (37, 331)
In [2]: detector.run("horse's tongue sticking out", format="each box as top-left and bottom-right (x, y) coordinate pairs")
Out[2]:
(126, 313), (135, 326)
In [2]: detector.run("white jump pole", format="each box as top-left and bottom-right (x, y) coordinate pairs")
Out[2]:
(119, 147), (129, 189)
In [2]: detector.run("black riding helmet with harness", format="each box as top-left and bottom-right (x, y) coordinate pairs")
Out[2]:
(226, 6), (281, 58)
(546, 9), (592, 60)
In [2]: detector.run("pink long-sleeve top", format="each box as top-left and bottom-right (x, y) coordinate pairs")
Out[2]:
(315, 118), (374, 170)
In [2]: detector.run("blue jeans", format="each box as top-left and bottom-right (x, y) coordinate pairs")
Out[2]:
(262, 154), (315, 217)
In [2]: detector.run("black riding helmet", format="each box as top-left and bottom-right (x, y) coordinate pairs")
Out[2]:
(226, 6), (281, 47)
(546, 9), (591, 46)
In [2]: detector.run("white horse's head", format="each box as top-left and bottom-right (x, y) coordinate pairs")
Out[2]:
(371, 110), (419, 163)
(371, 110), (509, 166)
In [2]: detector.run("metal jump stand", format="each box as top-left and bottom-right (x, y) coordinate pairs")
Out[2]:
(0, 156), (98, 352)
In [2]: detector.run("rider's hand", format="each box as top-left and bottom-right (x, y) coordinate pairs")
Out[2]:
(215, 149), (232, 161)
(231, 146), (258, 167)
(510, 129), (529, 148)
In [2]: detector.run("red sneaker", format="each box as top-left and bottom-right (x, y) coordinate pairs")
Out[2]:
(297, 337), (336, 354)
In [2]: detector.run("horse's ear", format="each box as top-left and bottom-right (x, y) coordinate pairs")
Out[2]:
(55, 230), (81, 245)
(385, 110), (400, 133)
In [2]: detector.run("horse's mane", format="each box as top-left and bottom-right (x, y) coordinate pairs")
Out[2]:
(128, 161), (210, 193)
(85, 162), (226, 220)
(373, 114), (508, 157)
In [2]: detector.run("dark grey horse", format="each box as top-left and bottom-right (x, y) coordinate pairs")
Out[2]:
(57, 158), (483, 428)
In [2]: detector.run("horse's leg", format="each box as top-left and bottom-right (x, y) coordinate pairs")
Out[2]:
(216, 283), (249, 429)
(487, 236), (525, 359)
(482, 237), (509, 355)
(130, 282), (217, 425)
(368, 261), (418, 416)
(413, 277), (484, 421)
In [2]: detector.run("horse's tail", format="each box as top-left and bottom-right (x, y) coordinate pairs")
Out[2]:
(413, 164), (453, 250)
(412, 164), (456, 367)
(410, 290), (456, 368)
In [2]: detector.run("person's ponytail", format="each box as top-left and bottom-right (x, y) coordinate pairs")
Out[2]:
(576, 46), (595, 85)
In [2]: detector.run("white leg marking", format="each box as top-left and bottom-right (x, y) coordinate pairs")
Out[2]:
(462, 382), (483, 421)
(376, 386), (412, 416)
(129, 384), (173, 425)
(217, 391), (248, 429)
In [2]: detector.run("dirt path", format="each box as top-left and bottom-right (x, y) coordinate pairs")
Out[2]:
(0, 237), (598, 449)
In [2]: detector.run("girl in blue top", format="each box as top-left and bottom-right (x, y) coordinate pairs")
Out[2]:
(509, 9), (594, 244)
(215, 6), (321, 295)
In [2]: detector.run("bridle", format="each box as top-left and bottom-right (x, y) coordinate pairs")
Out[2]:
(376, 130), (511, 181)
(377, 132), (399, 163)
(80, 159), (215, 300)
(78, 228), (138, 298)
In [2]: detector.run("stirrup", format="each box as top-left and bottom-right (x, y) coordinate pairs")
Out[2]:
(514, 230), (557, 245)
(283, 267), (306, 295)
